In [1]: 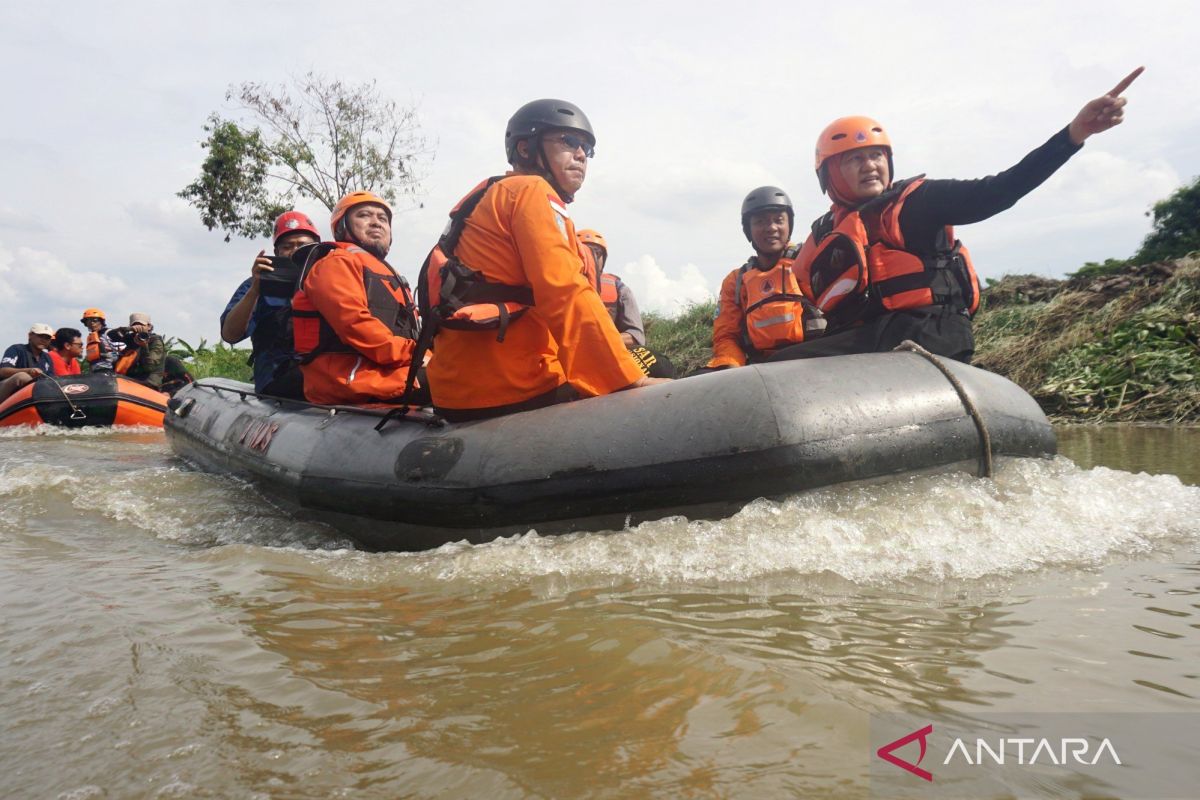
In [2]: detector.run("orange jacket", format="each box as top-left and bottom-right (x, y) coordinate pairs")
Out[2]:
(48, 349), (81, 376)
(428, 174), (643, 412)
(298, 244), (417, 405)
(798, 178), (981, 332)
(708, 245), (809, 368)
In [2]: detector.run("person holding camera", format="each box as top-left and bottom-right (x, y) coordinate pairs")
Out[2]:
(221, 210), (320, 398)
(112, 313), (166, 389)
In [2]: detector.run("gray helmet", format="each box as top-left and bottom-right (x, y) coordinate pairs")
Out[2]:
(505, 99), (595, 166)
(740, 185), (794, 242)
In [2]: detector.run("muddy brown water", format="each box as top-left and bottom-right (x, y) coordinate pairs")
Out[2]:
(1, 424), (1197, 798)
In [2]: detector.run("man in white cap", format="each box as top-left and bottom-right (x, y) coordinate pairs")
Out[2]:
(112, 313), (167, 389)
(0, 323), (55, 402)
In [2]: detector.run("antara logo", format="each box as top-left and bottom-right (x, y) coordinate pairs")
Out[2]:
(877, 724), (934, 782)
(876, 724), (1124, 781)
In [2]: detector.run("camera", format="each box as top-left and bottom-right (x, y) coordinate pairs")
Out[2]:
(111, 327), (150, 346)
(258, 256), (304, 299)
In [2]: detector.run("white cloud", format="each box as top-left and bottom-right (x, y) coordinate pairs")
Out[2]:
(0, 242), (130, 339)
(0, 206), (45, 233)
(616, 255), (714, 317)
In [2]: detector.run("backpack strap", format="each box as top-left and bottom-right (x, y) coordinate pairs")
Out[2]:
(402, 176), (512, 406)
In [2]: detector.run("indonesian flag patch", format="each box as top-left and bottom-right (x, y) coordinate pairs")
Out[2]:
(548, 193), (570, 241)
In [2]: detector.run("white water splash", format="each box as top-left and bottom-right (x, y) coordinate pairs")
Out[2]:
(0, 424), (162, 438)
(310, 457), (1200, 587)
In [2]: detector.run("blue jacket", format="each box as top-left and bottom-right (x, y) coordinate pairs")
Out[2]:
(221, 278), (293, 392)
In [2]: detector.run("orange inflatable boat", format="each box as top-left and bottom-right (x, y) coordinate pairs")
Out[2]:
(0, 373), (168, 428)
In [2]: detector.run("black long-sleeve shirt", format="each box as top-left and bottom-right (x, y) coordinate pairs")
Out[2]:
(897, 126), (1083, 256)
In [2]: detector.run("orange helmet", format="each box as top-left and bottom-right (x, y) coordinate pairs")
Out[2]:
(81, 308), (106, 322)
(331, 191), (393, 238)
(576, 229), (607, 254)
(814, 116), (893, 192)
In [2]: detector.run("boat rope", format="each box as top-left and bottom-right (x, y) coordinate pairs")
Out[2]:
(188, 382), (446, 428)
(45, 376), (87, 421)
(893, 341), (993, 478)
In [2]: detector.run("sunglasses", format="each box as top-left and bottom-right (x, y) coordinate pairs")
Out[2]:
(551, 133), (595, 159)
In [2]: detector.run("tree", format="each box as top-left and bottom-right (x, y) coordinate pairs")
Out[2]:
(1134, 175), (1200, 264)
(179, 73), (429, 242)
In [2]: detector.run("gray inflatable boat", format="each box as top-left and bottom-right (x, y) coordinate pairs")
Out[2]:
(164, 350), (1054, 550)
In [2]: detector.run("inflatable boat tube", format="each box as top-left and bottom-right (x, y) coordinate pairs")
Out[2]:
(163, 351), (1055, 550)
(0, 372), (168, 428)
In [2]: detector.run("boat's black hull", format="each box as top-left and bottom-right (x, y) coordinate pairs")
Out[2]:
(164, 352), (1055, 550)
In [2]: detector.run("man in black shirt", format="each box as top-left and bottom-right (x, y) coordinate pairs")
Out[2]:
(776, 67), (1143, 363)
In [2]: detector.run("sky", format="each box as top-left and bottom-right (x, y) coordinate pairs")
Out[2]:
(1, 0), (1198, 349)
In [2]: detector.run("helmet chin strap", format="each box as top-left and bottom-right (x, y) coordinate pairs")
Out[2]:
(530, 135), (575, 203)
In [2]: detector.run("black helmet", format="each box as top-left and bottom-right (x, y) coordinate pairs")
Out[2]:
(505, 99), (595, 166)
(740, 185), (794, 242)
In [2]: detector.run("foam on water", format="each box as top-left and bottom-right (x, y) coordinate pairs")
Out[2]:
(303, 457), (1200, 587)
(0, 442), (351, 551)
(5, 429), (1198, 588)
(0, 423), (162, 439)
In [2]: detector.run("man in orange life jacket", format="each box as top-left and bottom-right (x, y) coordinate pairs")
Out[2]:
(706, 186), (823, 370)
(291, 191), (422, 405)
(423, 99), (669, 422)
(47, 328), (84, 376)
(772, 67), (1144, 365)
(577, 228), (675, 379)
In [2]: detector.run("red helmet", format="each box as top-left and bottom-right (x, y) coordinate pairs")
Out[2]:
(273, 211), (320, 245)
(814, 116), (893, 193)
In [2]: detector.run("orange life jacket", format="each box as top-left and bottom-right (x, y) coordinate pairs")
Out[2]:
(578, 243), (620, 319)
(598, 273), (620, 307)
(292, 241), (419, 361)
(735, 245), (824, 355)
(402, 177), (537, 402)
(417, 177), (535, 338)
(113, 347), (140, 375)
(799, 177), (981, 332)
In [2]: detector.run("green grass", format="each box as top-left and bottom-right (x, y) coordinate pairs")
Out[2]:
(168, 337), (253, 382)
(644, 300), (717, 377)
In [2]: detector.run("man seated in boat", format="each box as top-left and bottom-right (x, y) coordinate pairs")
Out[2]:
(0, 323), (54, 402)
(47, 328), (84, 376)
(221, 210), (320, 399)
(576, 228), (674, 379)
(705, 186), (825, 372)
(421, 99), (670, 422)
(772, 67), (1144, 364)
(291, 191), (425, 406)
(81, 308), (123, 372)
(111, 313), (167, 389)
